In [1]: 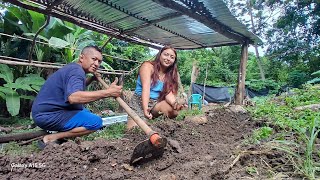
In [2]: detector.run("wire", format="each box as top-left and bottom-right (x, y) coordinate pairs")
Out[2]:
(0, 32), (141, 63)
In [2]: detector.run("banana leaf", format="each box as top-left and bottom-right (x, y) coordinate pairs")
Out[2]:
(0, 86), (16, 94)
(4, 83), (34, 91)
(0, 64), (13, 83)
(16, 74), (45, 86)
(6, 91), (20, 116)
(49, 37), (70, 49)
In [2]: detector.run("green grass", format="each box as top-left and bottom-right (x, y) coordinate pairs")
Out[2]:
(0, 117), (33, 127)
(81, 123), (126, 141)
(175, 109), (203, 121)
(0, 141), (40, 156)
(247, 84), (320, 179)
(246, 126), (273, 144)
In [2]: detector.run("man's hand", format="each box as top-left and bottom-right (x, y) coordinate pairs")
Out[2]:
(86, 72), (102, 86)
(93, 72), (102, 81)
(105, 77), (122, 97)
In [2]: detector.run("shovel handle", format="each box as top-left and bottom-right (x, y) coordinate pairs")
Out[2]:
(95, 75), (162, 146)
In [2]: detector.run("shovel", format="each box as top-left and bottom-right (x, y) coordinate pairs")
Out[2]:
(96, 75), (167, 165)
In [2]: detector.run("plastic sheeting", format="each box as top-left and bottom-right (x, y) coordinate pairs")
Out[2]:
(191, 83), (270, 103)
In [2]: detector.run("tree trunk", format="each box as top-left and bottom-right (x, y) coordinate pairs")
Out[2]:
(0, 130), (48, 143)
(248, 1), (265, 80)
(202, 63), (208, 104)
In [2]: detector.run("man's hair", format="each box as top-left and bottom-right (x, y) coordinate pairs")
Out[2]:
(81, 45), (102, 54)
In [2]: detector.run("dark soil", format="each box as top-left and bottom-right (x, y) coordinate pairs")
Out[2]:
(0, 107), (291, 179)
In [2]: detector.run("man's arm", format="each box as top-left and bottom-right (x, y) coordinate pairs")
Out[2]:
(68, 79), (122, 104)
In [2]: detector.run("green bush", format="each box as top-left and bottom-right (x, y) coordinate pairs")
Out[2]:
(288, 70), (308, 88)
(0, 64), (45, 116)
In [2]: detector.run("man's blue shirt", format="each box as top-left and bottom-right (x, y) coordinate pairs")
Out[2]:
(32, 63), (86, 131)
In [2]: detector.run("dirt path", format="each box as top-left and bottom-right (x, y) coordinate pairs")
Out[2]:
(0, 108), (277, 179)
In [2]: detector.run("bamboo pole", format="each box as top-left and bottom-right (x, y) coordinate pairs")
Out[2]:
(0, 58), (130, 75)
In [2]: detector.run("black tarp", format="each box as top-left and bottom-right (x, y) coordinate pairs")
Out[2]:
(191, 83), (271, 103)
(191, 83), (231, 103)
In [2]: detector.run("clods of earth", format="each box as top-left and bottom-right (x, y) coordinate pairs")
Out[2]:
(0, 107), (292, 179)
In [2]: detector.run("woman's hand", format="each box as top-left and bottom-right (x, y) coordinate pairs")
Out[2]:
(143, 108), (153, 120)
(172, 99), (188, 110)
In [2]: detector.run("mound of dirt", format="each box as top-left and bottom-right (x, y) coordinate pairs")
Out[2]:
(0, 108), (278, 179)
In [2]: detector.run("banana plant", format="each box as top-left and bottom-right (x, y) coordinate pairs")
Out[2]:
(0, 64), (45, 116)
(307, 70), (320, 84)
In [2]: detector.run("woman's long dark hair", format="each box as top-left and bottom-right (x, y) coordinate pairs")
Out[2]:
(150, 46), (179, 101)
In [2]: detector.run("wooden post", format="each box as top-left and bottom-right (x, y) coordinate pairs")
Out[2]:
(118, 73), (125, 113)
(188, 61), (199, 97)
(202, 63), (208, 104)
(235, 43), (249, 105)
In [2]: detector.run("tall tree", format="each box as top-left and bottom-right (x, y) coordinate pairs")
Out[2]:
(225, 0), (280, 80)
(247, 0), (265, 80)
(265, 0), (320, 75)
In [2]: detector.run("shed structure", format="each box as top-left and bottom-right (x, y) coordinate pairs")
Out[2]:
(5, 0), (261, 105)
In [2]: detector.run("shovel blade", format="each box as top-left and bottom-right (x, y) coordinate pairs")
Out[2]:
(130, 137), (167, 165)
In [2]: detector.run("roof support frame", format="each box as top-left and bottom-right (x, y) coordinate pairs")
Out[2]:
(93, 0), (205, 47)
(7, 0), (163, 49)
(153, 0), (252, 44)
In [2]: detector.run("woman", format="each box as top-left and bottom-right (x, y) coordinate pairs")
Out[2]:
(127, 46), (184, 129)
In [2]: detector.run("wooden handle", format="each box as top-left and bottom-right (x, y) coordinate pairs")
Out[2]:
(96, 75), (159, 138)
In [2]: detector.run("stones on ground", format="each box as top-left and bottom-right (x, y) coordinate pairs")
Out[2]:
(167, 138), (182, 153)
(228, 105), (247, 113)
(122, 163), (134, 171)
(185, 115), (208, 125)
(79, 141), (94, 151)
(155, 155), (175, 171)
(159, 174), (176, 180)
(111, 160), (117, 167)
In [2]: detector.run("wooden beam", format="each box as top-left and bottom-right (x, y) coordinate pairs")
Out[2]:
(153, 0), (252, 44)
(235, 43), (249, 105)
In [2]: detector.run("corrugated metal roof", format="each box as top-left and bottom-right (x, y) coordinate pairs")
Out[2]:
(8, 0), (261, 49)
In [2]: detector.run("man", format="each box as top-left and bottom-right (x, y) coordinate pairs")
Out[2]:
(32, 46), (122, 147)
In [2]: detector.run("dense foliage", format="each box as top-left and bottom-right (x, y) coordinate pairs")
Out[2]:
(0, 4), (150, 116)
(225, 0), (320, 88)
(0, 1), (319, 117)
(247, 84), (320, 179)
